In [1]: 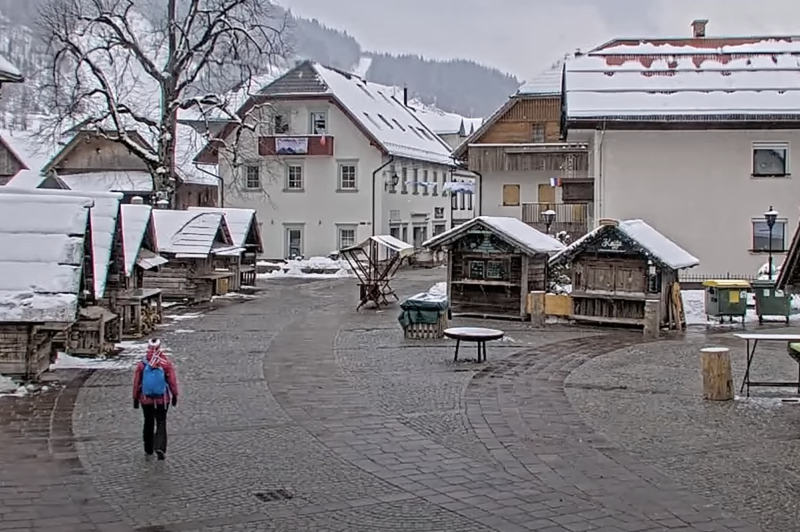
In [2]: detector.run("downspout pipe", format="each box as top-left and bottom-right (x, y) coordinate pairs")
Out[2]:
(371, 156), (395, 236)
(473, 170), (483, 216)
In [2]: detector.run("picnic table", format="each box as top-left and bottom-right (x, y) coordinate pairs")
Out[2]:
(734, 333), (800, 396)
(444, 327), (504, 363)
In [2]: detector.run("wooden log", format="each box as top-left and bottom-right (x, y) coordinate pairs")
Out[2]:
(700, 347), (734, 401)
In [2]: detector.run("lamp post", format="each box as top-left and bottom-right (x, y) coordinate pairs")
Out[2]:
(541, 209), (556, 235)
(765, 206), (778, 280)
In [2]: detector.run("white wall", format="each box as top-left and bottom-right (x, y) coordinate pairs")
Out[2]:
(590, 129), (800, 276)
(478, 170), (564, 218)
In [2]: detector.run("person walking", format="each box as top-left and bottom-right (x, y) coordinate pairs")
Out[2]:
(132, 338), (179, 460)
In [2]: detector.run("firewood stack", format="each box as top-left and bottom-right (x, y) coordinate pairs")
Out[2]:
(140, 305), (161, 335)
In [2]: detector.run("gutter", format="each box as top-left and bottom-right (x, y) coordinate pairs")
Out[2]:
(371, 156), (395, 236)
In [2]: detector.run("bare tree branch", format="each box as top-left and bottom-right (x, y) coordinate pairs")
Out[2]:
(37, 0), (289, 205)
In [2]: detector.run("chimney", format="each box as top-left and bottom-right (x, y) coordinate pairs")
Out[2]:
(130, 196), (144, 204)
(691, 19), (708, 38)
(403, 85), (408, 106)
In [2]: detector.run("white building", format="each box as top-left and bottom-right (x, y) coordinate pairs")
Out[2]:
(565, 21), (800, 278)
(197, 61), (467, 259)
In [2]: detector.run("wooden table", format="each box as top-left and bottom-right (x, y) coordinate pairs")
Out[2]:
(444, 327), (504, 363)
(734, 333), (800, 397)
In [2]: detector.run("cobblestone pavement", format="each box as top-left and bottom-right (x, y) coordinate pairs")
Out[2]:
(0, 269), (785, 531)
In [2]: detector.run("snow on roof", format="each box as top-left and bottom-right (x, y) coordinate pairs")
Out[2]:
(175, 123), (220, 187)
(406, 104), (483, 136)
(0, 53), (22, 82)
(549, 219), (699, 270)
(1, 129), (61, 188)
(120, 203), (153, 277)
(309, 63), (455, 165)
(0, 193), (92, 322)
(152, 210), (228, 256)
(187, 206), (258, 249)
(517, 65), (563, 95)
(566, 39), (800, 119)
(423, 216), (565, 255)
(0, 187), (123, 298)
(58, 171), (154, 193)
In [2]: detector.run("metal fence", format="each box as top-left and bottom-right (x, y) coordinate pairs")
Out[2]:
(678, 271), (759, 290)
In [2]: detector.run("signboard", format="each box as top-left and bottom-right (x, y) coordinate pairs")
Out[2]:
(585, 235), (632, 254)
(275, 137), (309, 155)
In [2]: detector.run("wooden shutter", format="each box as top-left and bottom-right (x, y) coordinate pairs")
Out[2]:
(502, 184), (520, 206)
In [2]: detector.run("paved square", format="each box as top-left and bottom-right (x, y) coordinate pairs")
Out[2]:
(1, 270), (790, 531)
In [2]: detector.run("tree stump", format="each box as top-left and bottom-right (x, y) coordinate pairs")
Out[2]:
(701, 347), (734, 401)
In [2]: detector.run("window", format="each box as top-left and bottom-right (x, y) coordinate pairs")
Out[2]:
(245, 165), (260, 189)
(753, 142), (789, 177)
(337, 225), (357, 249)
(752, 219), (787, 252)
(412, 168), (419, 194)
(274, 113), (289, 134)
(502, 184), (520, 206)
(401, 225), (408, 242)
(285, 226), (303, 258)
(338, 161), (357, 190)
(389, 209), (401, 222)
(434, 207), (444, 219)
(433, 223), (446, 236)
(467, 192), (474, 210)
(412, 225), (427, 247)
(310, 111), (327, 135)
(451, 190), (458, 209)
(389, 226), (400, 239)
(401, 167), (408, 193)
(432, 171), (439, 195)
(387, 167), (397, 193)
(459, 190), (466, 210)
(286, 164), (303, 190)
(532, 123), (545, 143)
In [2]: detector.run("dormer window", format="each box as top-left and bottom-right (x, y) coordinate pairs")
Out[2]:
(274, 114), (289, 135)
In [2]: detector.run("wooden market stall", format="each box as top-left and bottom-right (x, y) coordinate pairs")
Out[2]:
(1, 187), (127, 356)
(548, 219), (699, 329)
(144, 209), (235, 303)
(117, 201), (166, 338)
(0, 193), (93, 378)
(423, 216), (565, 320)
(188, 206), (264, 289)
(340, 235), (415, 310)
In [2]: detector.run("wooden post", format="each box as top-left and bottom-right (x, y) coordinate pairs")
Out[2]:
(529, 291), (545, 327)
(700, 347), (734, 401)
(643, 299), (660, 339)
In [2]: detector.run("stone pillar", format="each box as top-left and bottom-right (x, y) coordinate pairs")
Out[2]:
(529, 291), (545, 327)
(700, 347), (734, 401)
(642, 299), (660, 339)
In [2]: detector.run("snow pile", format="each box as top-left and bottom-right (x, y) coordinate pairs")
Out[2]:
(682, 290), (800, 325)
(165, 312), (204, 321)
(0, 373), (26, 397)
(257, 256), (354, 279)
(428, 282), (446, 297)
(50, 340), (158, 370)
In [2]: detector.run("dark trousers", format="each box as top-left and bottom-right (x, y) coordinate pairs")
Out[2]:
(141, 403), (169, 454)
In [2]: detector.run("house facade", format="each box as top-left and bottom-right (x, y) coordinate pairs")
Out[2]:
(564, 20), (800, 277)
(197, 61), (459, 258)
(453, 64), (594, 239)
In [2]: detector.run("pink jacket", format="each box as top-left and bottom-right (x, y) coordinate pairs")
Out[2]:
(132, 347), (179, 406)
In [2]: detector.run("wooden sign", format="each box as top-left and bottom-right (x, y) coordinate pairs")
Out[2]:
(585, 234), (632, 254)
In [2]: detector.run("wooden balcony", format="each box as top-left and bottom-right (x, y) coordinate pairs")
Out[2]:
(258, 135), (334, 157)
(522, 202), (592, 239)
(467, 143), (589, 173)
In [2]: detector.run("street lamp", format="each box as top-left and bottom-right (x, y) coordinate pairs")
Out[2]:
(541, 209), (556, 235)
(765, 206), (778, 280)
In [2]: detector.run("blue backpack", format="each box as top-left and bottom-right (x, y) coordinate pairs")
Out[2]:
(141, 361), (168, 397)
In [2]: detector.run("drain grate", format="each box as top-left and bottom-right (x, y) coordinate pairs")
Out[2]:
(254, 489), (294, 502)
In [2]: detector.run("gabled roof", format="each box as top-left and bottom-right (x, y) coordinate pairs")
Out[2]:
(201, 61), (455, 166)
(0, 193), (92, 322)
(0, 187), (124, 298)
(120, 203), (155, 276)
(187, 206), (263, 253)
(151, 210), (232, 257)
(549, 219), (699, 270)
(1, 129), (61, 188)
(423, 216), (565, 255)
(566, 37), (800, 122)
(57, 171), (154, 193)
(517, 65), (564, 96)
(0, 54), (23, 83)
(43, 130), (153, 175)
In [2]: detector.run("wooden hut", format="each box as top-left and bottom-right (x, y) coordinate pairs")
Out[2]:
(144, 210), (235, 303)
(187, 207), (264, 289)
(117, 201), (166, 338)
(423, 216), (565, 320)
(0, 187), (126, 356)
(0, 193), (93, 378)
(548, 219), (699, 329)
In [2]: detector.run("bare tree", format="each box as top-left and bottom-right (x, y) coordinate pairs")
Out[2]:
(38, 0), (288, 205)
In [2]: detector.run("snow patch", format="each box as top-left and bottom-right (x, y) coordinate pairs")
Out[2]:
(257, 256), (354, 279)
(428, 282), (447, 297)
(165, 312), (204, 321)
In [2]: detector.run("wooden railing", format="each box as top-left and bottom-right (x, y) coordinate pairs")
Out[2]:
(522, 202), (591, 239)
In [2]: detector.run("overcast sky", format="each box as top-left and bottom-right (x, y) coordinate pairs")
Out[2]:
(276, 0), (800, 80)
